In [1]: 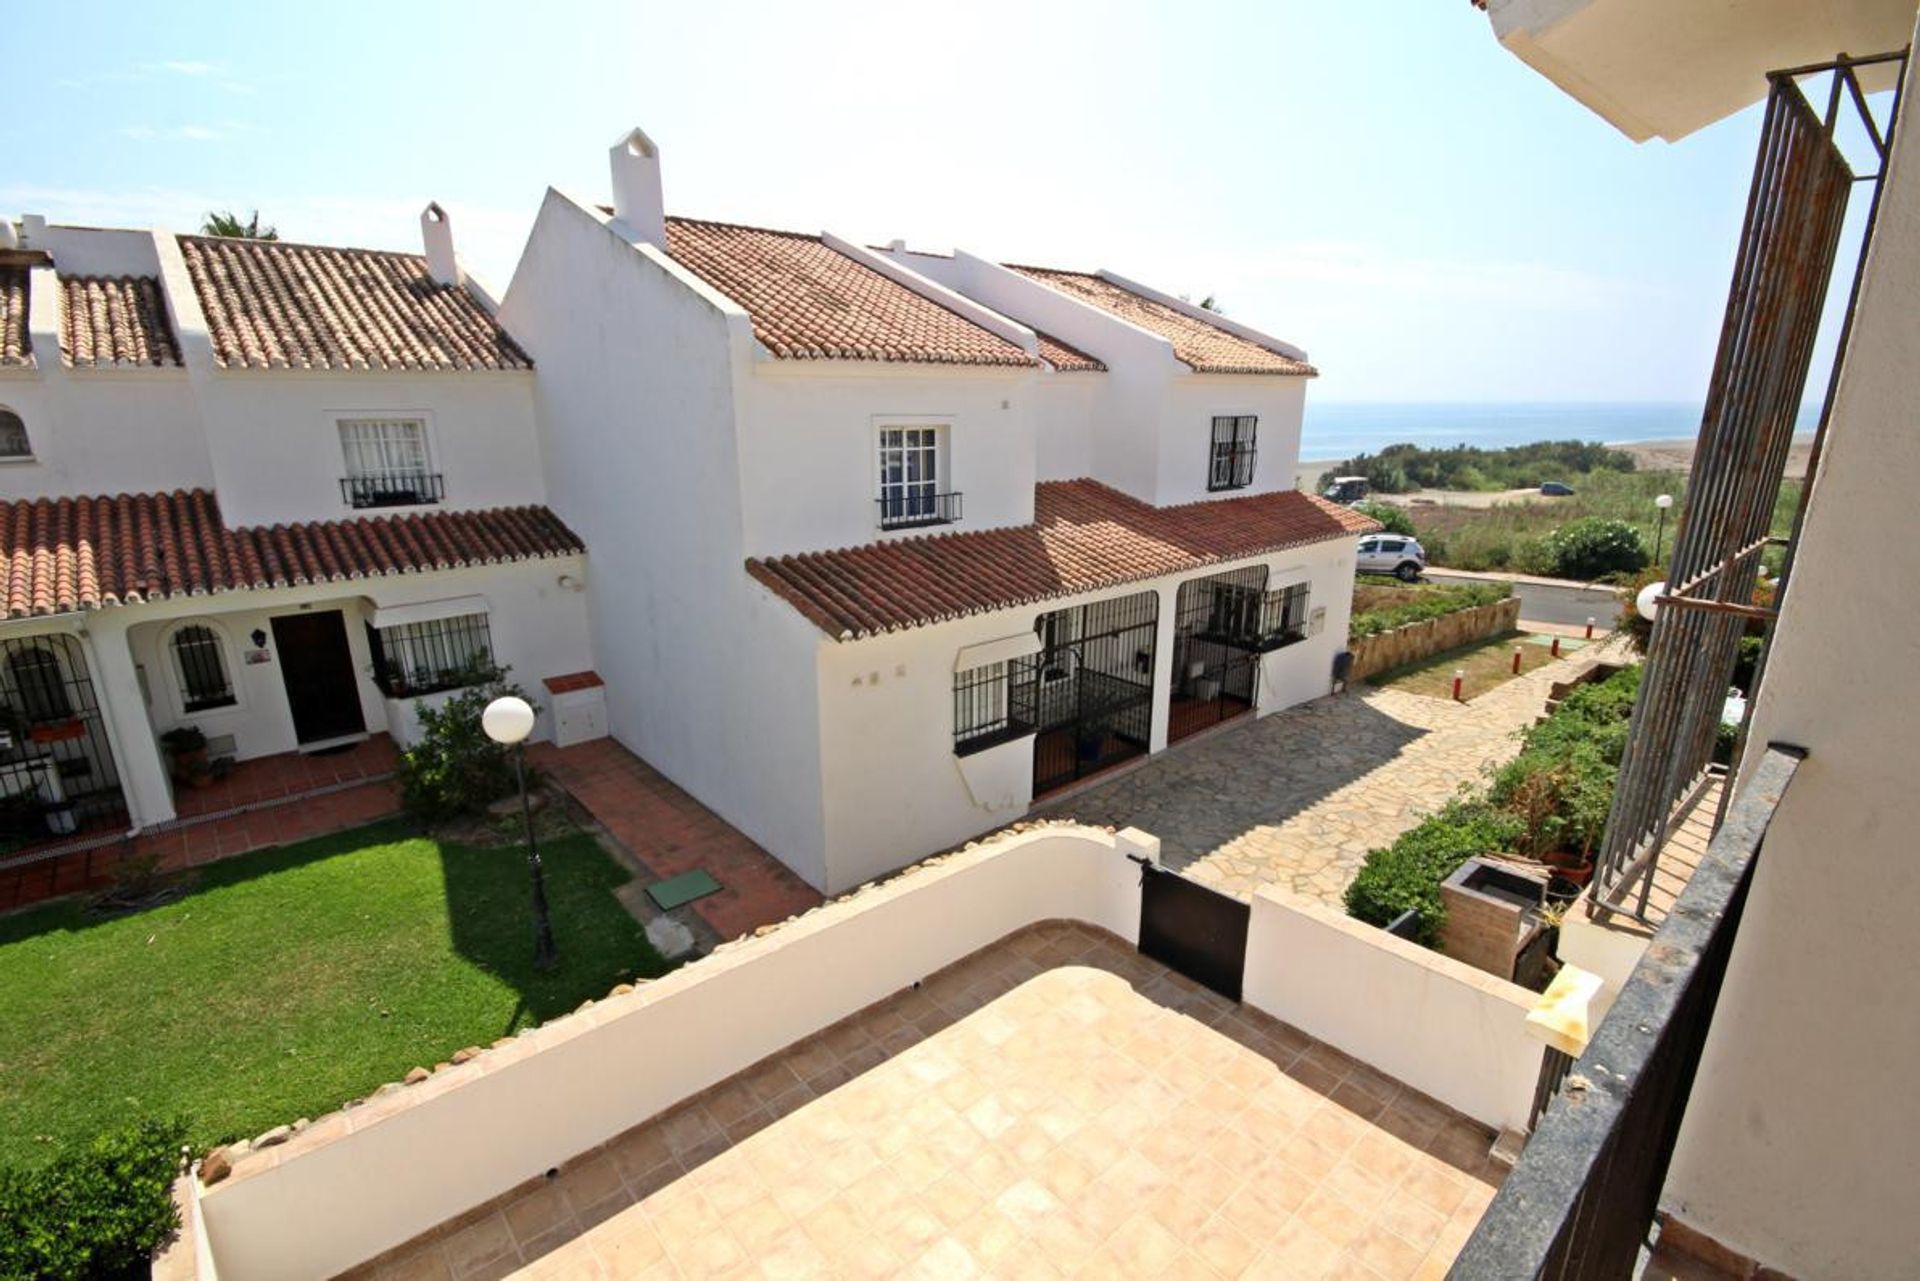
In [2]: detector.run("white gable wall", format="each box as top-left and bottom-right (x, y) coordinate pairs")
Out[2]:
(499, 190), (833, 886)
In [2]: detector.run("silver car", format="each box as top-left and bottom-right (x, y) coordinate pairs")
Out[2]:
(1356, 534), (1426, 582)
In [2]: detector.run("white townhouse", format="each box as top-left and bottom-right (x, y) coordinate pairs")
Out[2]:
(0, 211), (598, 848)
(500, 128), (1376, 895)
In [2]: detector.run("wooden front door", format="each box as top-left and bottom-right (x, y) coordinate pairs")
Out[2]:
(270, 611), (367, 746)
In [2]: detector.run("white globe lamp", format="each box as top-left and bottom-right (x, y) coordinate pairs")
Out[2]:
(482, 695), (536, 746)
(1636, 580), (1667, 623)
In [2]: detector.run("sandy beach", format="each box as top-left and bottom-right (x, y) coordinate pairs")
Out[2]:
(1297, 435), (1814, 494)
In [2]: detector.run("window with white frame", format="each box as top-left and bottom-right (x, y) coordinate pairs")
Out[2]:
(169, 623), (237, 712)
(953, 660), (1021, 753)
(0, 408), (29, 459)
(367, 613), (494, 697)
(1266, 581), (1311, 646)
(1208, 415), (1257, 491)
(877, 425), (955, 528)
(338, 417), (441, 508)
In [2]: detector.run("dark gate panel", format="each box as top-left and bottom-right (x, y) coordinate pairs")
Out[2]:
(0, 633), (126, 837)
(1016, 590), (1158, 796)
(1169, 567), (1266, 744)
(1138, 863), (1250, 1001)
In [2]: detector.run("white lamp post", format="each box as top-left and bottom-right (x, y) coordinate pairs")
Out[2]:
(1653, 493), (1674, 565)
(1636, 580), (1667, 623)
(483, 695), (557, 971)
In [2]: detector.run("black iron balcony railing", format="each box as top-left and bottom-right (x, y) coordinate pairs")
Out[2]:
(341, 473), (445, 510)
(1449, 744), (1804, 1280)
(877, 490), (962, 530)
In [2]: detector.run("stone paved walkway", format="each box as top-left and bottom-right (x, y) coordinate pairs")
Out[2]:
(1041, 644), (1624, 907)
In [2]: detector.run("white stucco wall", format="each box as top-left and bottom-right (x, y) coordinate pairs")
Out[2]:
(500, 190), (833, 887)
(734, 362), (1037, 558)
(1154, 374), (1308, 507)
(118, 556), (589, 764)
(810, 542), (1357, 893)
(1661, 23), (1920, 1277)
(192, 371), (547, 528)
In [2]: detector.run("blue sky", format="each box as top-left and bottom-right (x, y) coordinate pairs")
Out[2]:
(0, 1), (1823, 403)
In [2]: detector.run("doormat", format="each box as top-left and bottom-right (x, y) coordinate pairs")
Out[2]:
(647, 868), (723, 911)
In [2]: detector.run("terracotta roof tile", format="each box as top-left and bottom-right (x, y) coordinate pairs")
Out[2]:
(1034, 330), (1104, 372)
(59, 275), (182, 368)
(0, 491), (582, 620)
(178, 236), (532, 372)
(1008, 266), (1315, 376)
(664, 217), (1036, 368)
(0, 267), (30, 367)
(747, 480), (1378, 639)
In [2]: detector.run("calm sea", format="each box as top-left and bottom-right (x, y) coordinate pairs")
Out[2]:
(1299, 402), (1820, 462)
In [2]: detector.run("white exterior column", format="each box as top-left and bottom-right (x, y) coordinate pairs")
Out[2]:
(81, 615), (175, 827)
(1146, 580), (1179, 753)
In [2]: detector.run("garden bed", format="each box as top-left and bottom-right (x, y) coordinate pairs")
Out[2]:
(1369, 631), (1568, 701)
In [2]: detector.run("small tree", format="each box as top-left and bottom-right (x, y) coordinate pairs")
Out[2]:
(1351, 500), (1416, 538)
(397, 670), (541, 823)
(200, 210), (278, 240)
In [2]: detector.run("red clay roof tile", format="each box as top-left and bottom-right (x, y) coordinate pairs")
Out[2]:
(1034, 330), (1104, 372)
(0, 267), (30, 367)
(60, 275), (182, 368)
(178, 236), (531, 372)
(0, 491), (582, 620)
(747, 480), (1378, 639)
(1008, 266), (1315, 376)
(664, 217), (1037, 368)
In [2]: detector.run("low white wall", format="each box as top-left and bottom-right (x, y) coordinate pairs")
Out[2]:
(198, 825), (1148, 1280)
(1242, 884), (1543, 1133)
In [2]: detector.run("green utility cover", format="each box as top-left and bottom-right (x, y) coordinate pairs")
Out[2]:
(646, 869), (723, 910)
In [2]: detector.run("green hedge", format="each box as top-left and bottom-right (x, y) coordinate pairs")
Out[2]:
(1349, 581), (1511, 640)
(1343, 801), (1525, 946)
(0, 1119), (184, 1279)
(1344, 664), (1643, 943)
(1350, 500), (1416, 537)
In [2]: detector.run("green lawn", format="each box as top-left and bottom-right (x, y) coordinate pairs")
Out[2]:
(0, 822), (669, 1167)
(1369, 631), (1570, 701)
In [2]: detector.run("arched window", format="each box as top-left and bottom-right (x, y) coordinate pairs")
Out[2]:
(0, 408), (28, 459)
(7, 646), (71, 722)
(169, 624), (236, 712)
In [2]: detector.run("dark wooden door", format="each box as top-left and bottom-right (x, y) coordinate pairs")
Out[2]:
(270, 611), (367, 745)
(1138, 864), (1250, 1001)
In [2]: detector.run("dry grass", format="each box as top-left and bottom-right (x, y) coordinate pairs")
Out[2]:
(1369, 631), (1566, 700)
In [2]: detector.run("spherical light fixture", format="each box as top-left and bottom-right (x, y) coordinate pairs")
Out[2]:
(1654, 493), (1674, 510)
(482, 695), (536, 746)
(1636, 580), (1667, 623)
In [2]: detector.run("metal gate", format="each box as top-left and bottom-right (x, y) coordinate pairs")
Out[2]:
(1168, 567), (1265, 744)
(1014, 590), (1158, 796)
(1137, 861), (1251, 1001)
(0, 633), (127, 842)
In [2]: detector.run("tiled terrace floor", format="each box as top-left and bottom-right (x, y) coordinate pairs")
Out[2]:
(531, 739), (822, 942)
(345, 923), (1500, 1280)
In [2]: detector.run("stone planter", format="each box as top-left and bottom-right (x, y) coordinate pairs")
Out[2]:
(1347, 596), (1523, 683)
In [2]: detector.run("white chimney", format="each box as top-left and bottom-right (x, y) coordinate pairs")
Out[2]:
(0, 221), (17, 251)
(19, 215), (47, 247)
(608, 127), (666, 249)
(420, 202), (460, 285)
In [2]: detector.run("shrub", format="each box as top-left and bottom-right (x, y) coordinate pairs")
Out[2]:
(1351, 500), (1415, 537)
(1349, 582), (1511, 641)
(1343, 800), (1525, 945)
(1544, 517), (1648, 581)
(0, 1119), (185, 1279)
(397, 671), (542, 823)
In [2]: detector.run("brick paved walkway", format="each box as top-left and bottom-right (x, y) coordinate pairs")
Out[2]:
(1042, 646), (1622, 907)
(531, 739), (822, 942)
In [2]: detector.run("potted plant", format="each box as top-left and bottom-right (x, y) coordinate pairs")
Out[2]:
(159, 725), (213, 789)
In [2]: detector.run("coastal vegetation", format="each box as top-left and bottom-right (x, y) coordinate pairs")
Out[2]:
(1328, 440), (1635, 494)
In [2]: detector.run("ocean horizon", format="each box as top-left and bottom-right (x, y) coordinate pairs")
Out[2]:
(1300, 401), (1821, 462)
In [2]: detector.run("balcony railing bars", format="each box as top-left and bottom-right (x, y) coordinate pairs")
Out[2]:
(1593, 57), (1902, 922)
(877, 491), (962, 530)
(341, 472), (445, 509)
(1450, 745), (1804, 1280)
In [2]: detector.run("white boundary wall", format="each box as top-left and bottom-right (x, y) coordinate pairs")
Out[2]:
(198, 825), (1151, 1279)
(1243, 885), (1544, 1134)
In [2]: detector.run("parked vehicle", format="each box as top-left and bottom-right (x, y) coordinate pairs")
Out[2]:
(1356, 534), (1427, 582)
(1539, 481), (1576, 496)
(1324, 475), (1371, 504)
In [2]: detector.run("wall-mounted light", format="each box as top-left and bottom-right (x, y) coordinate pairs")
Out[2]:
(251, 629), (268, 649)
